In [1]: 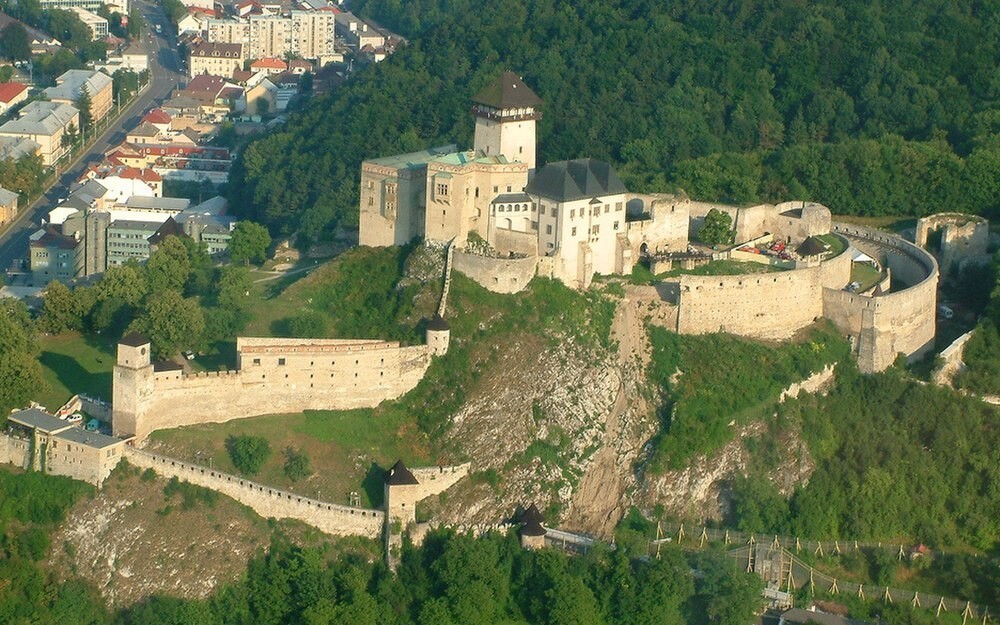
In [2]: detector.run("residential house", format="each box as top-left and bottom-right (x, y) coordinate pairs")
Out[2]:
(188, 41), (244, 79)
(245, 77), (278, 114)
(0, 135), (40, 160)
(175, 74), (245, 120)
(0, 82), (29, 115)
(0, 12), (61, 54)
(335, 12), (385, 50)
(142, 108), (172, 133)
(0, 101), (80, 165)
(68, 7), (108, 39)
(43, 69), (114, 122)
(250, 57), (286, 74)
(0, 185), (17, 226)
(29, 225), (80, 284)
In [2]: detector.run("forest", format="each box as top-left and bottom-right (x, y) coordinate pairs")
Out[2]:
(230, 0), (1000, 241)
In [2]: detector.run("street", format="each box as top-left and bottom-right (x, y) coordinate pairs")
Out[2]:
(0, 0), (185, 279)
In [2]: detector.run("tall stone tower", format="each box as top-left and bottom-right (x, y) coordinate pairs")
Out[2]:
(472, 71), (542, 170)
(112, 332), (154, 439)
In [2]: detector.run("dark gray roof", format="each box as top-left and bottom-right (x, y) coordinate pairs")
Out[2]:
(471, 71), (542, 109)
(55, 427), (123, 450)
(491, 193), (532, 204)
(525, 158), (627, 203)
(9, 408), (73, 434)
(426, 313), (449, 331)
(385, 459), (419, 485)
(120, 332), (149, 347)
(153, 360), (183, 372)
(796, 237), (828, 257)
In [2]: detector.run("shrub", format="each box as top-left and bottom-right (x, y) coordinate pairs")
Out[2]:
(283, 447), (311, 482)
(225, 435), (271, 475)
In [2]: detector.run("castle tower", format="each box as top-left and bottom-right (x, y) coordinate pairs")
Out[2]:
(384, 459), (421, 529)
(425, 314), (451, 356)
(112, 332), (154, 439)
(519, 503), (546, 550)
(472, 71), (542, 170)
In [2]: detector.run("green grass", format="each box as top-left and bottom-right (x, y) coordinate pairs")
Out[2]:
(146, 408), (431, 509)
(850, 261), (883, 291)
(33, 332), (116, 411)
(632, 259), (784, 284)
(814, 233), (849, 258)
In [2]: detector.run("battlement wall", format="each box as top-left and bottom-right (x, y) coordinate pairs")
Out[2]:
(452, 250), (537, 294)
(125, 448), (384, 537)
(119, 342), (434, 441)
(676, 241), (851, 339)
(825, 223), (938, 372)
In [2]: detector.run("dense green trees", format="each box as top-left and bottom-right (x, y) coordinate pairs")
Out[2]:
(226, 435), (272, 475)
(697, 209), (734, 246)
(230, 0), (1000, 242)
(0, 300), (44, 422)
(0, 22), (31, 61)
(228, 221), (271, 265)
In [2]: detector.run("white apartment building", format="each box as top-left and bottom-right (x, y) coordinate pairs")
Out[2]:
(207, 11), (336, 62)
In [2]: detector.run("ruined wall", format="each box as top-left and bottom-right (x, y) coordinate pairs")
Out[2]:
(125, 448), (384, 537)
(119, 339), (434, 441)
(933, 330), (974, 386)
(625, 194), (690, 256)
(452, 250), (537, 294)
(492, 227), (538, 257)
(410, 463), (470, 500)
(0, 435), (30, 469)
(676, 244), (851, 339)
(915, 213), (990, 277)
(826, 223), (938, 372)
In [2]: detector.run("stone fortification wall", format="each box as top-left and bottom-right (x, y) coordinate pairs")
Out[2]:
(0, 435), (30, 469)
(452, 250), (537, 294)
(825, 223), (938, 373)
(914, 213), (990, 277)
(409, 463), (471, 500)
(492, 228), (537, 257)
(125, 448), (384, 537)
(625, 194), (690, 256)
(121, 338), (434, 441)
(933, 330), (974, 386)
(675, 242), (851, 339)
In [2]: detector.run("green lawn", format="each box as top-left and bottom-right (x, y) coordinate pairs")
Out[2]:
(33, 332), (116, 412)
(814, 233), (849, 258)
(146, 408), (432, 509)
(850, 261), (883, 291)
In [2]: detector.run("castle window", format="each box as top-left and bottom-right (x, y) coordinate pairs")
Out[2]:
(475, 187), (479, 198)
(592, 225), (600, 234)
(571, 227), (577, 236)
(368, 196), (374, 206)
(531, 221), (538, 230)
(605, 205), (610, 213)
(366, 180), (374, 190)
(436, 183), (449, 196)
(493, 186), (498, 193)
(570, 209), (575, 219)
(278, 358), (286, 366)
(551, 208), (558, 217)
(507, 185), (512, 192)
(540, 206), (546, 215)
(386, 182), (396, 195)
(253, 358), (261, 365)
(546, 225), (552, 235)
(614, 221), (619, 230)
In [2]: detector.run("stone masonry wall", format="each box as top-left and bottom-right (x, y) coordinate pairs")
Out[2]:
(452, 250), (537, 294)
(125, 342), (433, 441)
(676, 245), (851, 339)
(125, 448), (384, 537)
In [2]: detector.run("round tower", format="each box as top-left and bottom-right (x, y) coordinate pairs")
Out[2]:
(425, 314), (451, 356)
(112, 332), (153, 439)
(519, 503), (546, 550)
(472, 71), (542, 170)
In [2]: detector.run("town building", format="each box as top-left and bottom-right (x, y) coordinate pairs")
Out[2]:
(0, 185), (18, 226)
(0, 135), (40, 160)
(38, 0), (123, 13)
(0, 82), (29, 115)
(0, 100), (80, 165)
(334, 11), (384, 49)
(68, 7), (108, 39)
(43, 69), (114, 122)
(29, 225), (80, 284)
(188, 41), (244, 79)
(0, 11), (62, 54)
(2, 408), (127, 487)
(206, 10), (337, 63)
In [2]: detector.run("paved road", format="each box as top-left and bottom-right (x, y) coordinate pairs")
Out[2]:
(0, 0), (185, 281)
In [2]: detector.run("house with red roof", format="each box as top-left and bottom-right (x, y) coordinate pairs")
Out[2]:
(250, 57), (287, 75)
(142, 108), (172, 132)
(0, 82), (29, 115)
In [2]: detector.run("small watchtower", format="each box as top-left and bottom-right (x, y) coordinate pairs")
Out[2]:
(112, 332), (154, 438)
(384, 459), (421, 529)
(472, 71), (542, 170)
(425, 313), (451, 356)
(519, 503), (546, 550)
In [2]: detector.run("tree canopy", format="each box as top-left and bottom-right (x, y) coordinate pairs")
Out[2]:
(230, 0), (1000, 242)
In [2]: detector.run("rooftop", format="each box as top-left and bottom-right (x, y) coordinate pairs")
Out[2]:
(55, 427), (123, 450)
(0, 81), (28, 103)
(525, 158), (627, 203)
(44, 70), (113, 103)
(471, 71), (542, 109)
(9, 408), (73, 434)
(366, 145), (458, 170)
(385, 459), (420, 485)
(0, 101), (78, 136)
(120, 331), (149, 347)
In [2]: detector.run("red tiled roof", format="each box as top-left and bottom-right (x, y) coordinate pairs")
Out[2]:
(143, 108), (172, 124)
(0, 82), (28, 103)
(251, 57), (286, 69)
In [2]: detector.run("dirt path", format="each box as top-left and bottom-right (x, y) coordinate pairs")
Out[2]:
(565, 287), (658, 536)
